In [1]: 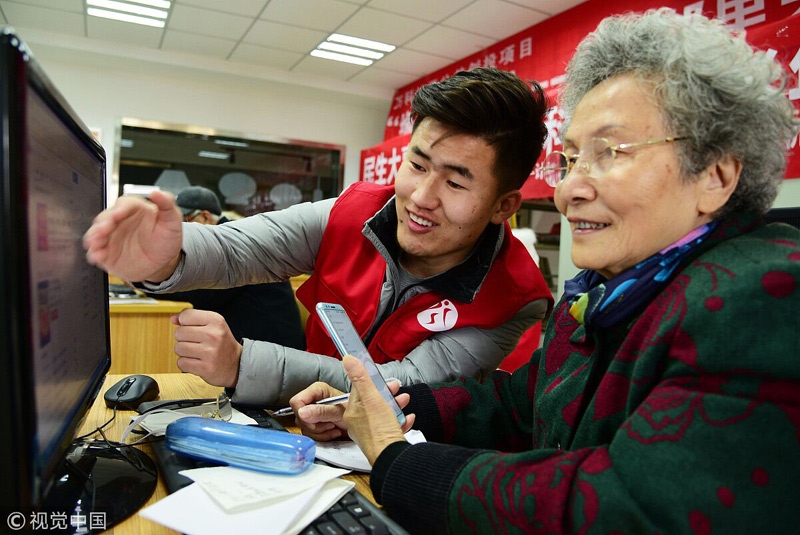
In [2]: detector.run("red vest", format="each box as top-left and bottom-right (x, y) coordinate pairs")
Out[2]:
(296, 182), (553, 364)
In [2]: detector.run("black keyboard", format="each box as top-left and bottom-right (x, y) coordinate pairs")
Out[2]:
(142, 403), (408, 535)
(299, 488), (407, 535)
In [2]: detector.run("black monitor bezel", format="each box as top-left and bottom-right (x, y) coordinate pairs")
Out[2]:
(0, 28), (111, 511)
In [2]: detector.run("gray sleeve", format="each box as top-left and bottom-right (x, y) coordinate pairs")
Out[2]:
(142, 197), (335, 292)
(230, 298), (550, 406)
(373, 297), (550, 385)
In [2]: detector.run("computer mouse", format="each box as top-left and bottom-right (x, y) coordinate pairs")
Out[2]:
(104, 374), (160, 410)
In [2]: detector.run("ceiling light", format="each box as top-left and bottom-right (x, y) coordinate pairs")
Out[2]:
(198, 151), (230, 159)
(87, 8), (165, 27)
(310, 50), (372, 66)
(127, 0), (171, 8)
(214, 139), (249, 148)
(328, 33), (395, 53)
(87, 0), (168, 19)
(318, 42), (383, 60)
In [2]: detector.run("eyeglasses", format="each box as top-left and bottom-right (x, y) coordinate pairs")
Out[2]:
(183, 209), (202, 222)
(539, 136), (687, 187)
(200, 392), (232, 421)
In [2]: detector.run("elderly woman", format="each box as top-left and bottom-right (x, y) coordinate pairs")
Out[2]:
(291, 9), (800, 534)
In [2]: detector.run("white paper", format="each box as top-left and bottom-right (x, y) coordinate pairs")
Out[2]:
(181, 464), (350, 513)
(314, 430), (426, 473)
(283, 479), (355, 535)
(139, 478), (354, 535)
(131, 405), (257, 436)
(139, 480), (317, 535)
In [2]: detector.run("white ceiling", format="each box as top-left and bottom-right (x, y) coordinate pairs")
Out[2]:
(0, 0), (586, 99)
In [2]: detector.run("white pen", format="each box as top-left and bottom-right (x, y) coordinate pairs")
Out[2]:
(272, 393), (350, 417)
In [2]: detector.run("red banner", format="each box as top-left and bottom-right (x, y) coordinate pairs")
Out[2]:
(748, 14), (800, 178)
(359, 133), (410, 187)
(362, 0), (800, 196)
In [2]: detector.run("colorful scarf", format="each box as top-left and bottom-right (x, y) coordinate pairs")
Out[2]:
(563, 221), (718, 329)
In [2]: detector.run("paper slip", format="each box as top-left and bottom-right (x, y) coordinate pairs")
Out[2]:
(139, 477), (354, 535)
(315, 429), (426, 472)
(131, 405), (257, 436)
(181, 464), (350, 513)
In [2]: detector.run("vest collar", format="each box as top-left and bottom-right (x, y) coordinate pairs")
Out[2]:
(362, 195), (504, 304)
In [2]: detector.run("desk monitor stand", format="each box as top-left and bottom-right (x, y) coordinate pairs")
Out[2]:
(41, 441), (157, 533)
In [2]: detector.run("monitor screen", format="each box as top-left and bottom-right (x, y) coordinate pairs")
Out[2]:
(26, 77), (109, 479)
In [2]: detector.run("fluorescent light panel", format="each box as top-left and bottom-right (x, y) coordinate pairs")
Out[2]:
(198, 151), (230, 159)
(88, 0), (167, 18)
(310, 49), (372, 66)
(328, 33), (395, 52)
(87, 7), (165, 27)
(318, 42), (383, 60)
(127, 0), (171, 8)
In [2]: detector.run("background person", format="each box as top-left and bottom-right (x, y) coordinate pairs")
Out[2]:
(290, 9), (800, 534)
(83, 68), (554, 407)
(145, 186), (306, 350)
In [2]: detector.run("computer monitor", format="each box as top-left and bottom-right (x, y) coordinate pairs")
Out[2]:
(0, 29), (155, 532)
(764, 206), (800, 229)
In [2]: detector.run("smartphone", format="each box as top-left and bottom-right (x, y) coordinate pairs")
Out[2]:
(315, 302), (406, 426)
(122, 184), (160, 198)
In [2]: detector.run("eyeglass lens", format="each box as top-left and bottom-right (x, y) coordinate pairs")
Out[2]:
(541, 138), (616, 187)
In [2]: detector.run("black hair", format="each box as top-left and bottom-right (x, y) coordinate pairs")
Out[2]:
(411, 67), (549, 193)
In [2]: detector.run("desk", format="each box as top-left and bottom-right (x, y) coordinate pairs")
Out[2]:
(78, 373), (373, 535)
(109, 301), (193, 375)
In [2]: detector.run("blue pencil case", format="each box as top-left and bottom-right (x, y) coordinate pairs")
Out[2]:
(165, 417), (315, 475)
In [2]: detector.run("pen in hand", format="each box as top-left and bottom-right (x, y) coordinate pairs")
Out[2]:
(272, 393), (350, 417)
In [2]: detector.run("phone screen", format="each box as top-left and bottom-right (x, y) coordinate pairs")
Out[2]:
(315, 303), (406, 426)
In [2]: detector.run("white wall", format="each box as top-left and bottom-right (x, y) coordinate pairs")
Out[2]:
(27, 42), (391, 205)
(555, 178), (800, 299)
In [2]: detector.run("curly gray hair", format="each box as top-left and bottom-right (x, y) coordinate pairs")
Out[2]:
(560, 8), (798, 217)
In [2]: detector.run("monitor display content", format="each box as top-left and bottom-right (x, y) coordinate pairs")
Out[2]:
(0, 29), (156, 532)
(26, 75), (108, 480)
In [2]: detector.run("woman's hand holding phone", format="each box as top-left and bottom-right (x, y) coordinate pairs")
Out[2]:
(290, 358), (415, 465)
(340, 356), (416, 465)
(315, 302), (407, 425)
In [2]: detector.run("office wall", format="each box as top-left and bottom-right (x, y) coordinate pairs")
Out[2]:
(556, 179), (800, 299)
(27, 42), (391, 204)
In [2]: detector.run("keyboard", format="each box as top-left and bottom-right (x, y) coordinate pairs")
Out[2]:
(142, 402), (409, 535)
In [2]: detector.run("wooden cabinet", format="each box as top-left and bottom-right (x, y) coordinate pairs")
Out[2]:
(108, 299), (193, 374)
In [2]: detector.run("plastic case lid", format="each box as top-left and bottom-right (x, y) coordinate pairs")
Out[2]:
(165, 417), (315, 475)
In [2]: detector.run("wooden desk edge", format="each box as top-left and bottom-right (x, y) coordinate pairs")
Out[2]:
(109, 300), (193, 314)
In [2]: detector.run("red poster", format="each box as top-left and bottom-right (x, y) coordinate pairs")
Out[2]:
(362, 0), (800, 197)
(359, 133), (410, 187)
(747, 14), (800, 178)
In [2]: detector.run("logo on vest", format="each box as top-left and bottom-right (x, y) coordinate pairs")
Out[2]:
(417, 300), (458, 332)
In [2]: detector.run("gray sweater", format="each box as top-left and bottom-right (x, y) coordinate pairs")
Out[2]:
(143, 195), (549, 406)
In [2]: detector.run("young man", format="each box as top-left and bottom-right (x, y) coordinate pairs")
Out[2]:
(83, 68), (553, 406)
